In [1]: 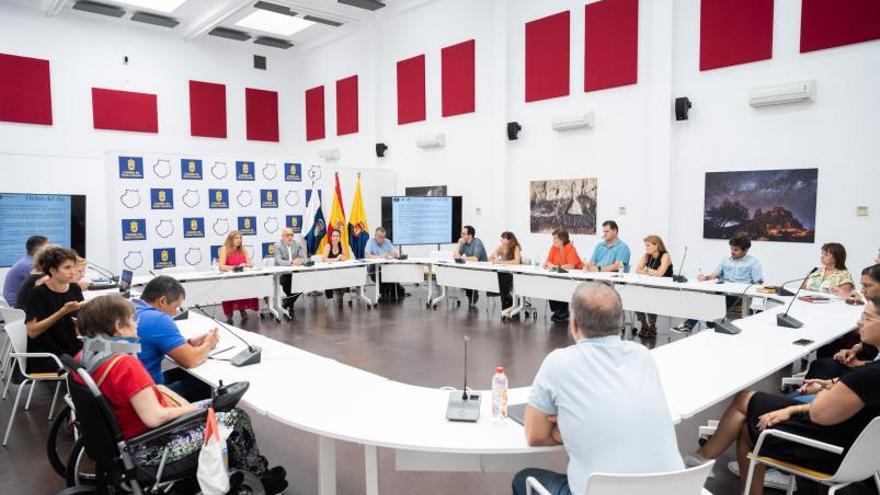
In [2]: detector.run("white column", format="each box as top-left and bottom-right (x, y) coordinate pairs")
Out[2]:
(645, 0), (674, 240)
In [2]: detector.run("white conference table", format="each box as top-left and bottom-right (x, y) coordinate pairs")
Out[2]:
(170, 291), (860, 495)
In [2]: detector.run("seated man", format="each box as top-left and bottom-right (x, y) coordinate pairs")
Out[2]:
(512, 282), (683, 495)
(134, 275), (219, 401)
(585, 220), (631, 273)
(365, 226), (404, 299)
(673, 236), (763, 333)
(3, 235), (48, 308)
(273, 228), (307, 318)
(453, 225), (488, 306)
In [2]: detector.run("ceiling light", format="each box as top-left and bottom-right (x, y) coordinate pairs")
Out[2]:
(118, 0), (187, 14)
(235, 10), (315, 37)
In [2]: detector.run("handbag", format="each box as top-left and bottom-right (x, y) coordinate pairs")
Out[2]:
(197, 408), (230, 495)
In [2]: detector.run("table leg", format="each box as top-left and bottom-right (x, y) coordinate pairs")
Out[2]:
(430, 285), (446, 308)
(271, 273), (284, 320)
(374, 268), (381, 306)
(318, 436), (336, 495)
(503, 294), (523, 319)
(426, 266), (434, 308)
(365, 444), (379, 495)
(742, 295), (751, 319)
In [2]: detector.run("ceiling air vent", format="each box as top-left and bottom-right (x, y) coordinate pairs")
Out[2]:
(338, 0), (385, 11)
(131, 11), (180, 28)
(72, 0), (125, 17)
(209, 27), (252, 41)
(254, 1), (296, 16)
(304, 15), (343, 27)
(254, 36), (293, 49)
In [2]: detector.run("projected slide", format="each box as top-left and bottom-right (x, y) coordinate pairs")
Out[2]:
(392, 196), (452, 245)
(0, 194), (72, 266)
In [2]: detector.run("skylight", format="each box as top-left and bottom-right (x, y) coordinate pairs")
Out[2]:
(235, 10), (315, 37)
(118, 0), (187, 14)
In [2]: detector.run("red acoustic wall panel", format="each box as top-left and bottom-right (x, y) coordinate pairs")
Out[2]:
(189, 80), (226, 138)
(700, 0), (774, 71)
(91, 88), (158, 133)
(0, 52), (53, 125)
(336, 75), (358, 136)
(525, 10), (570, 102)
(305, 85), (325, 141)
(441, 39), (475, 117)
(396, 54), (426, 125)
(245, 88), (279, 142)
(801, 0), (880, 53)
(584, 0), (638, 92)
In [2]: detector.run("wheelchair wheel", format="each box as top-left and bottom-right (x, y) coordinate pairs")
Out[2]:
(66, 437), (97, 487)
(48, 404), (77, 478)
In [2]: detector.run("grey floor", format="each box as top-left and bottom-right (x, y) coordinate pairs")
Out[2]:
(1, 286), (876, 494)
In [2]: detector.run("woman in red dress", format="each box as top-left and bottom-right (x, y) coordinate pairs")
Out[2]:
(219, 230), (259, 324)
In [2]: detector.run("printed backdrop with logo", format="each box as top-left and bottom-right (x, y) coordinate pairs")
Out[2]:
(107, 154), (309, 274)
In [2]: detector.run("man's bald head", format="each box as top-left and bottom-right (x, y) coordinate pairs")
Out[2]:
(570, 282), (623, 338)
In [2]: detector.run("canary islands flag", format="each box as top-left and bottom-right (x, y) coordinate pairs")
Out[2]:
(318, 172), (349, 258)
(348, 173), (369, 259)
(303, 183), (325, 256)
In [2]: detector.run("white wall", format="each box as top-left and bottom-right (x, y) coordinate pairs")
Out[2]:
(2, 0), (878, 286)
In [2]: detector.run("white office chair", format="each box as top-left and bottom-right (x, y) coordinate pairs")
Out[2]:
(744, 418), (880, 495)
(525, 461), (715, 495)
(2, 319), (67, 445)
(0, 307), (26, 380)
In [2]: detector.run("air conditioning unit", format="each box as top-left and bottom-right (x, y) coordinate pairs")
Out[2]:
(318, 148), (340, 161)
(552, 112), (595, 131)
(416, 133), (445, 149)
(748, 80), (816, 107)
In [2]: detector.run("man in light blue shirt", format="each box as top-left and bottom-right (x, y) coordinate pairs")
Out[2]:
(3, 235), (48, 308)
(513, 282), (683, 495)
(454, 225), (488, 306)
(586, 220), (631, 273)
(673, 236), (763, 333)
(365, 227), (403, 299)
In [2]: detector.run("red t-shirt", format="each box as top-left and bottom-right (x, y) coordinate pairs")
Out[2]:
(74, 354), (169, 439)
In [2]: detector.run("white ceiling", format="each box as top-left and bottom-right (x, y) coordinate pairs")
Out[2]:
(7, 0), (411, 49)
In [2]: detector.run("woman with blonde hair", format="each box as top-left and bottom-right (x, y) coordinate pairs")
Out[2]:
(633, 235), (673, 338)
(488, 231), (523, 310)
(218, 230), (258, 324)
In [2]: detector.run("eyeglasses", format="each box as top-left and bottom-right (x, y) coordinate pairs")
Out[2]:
(859, 313), (880, 323)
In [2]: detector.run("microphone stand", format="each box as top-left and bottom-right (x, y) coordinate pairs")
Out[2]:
(87, 261), (119, 282)
(192, 305), (262, 366)
(777, 268), (820, 329)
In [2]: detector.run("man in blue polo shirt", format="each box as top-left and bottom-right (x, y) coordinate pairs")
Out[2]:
(586, 220), (631, 273)
(365, 226), (404, 299)
(134, 275), (219, 400)
(673, 236), (763, 333)
(3, 235), (48, 307)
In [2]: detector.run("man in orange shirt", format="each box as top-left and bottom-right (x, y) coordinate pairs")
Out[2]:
(543, 230), (584, 321)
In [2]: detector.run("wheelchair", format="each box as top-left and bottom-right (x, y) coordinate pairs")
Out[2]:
(55, 355), (264, 494)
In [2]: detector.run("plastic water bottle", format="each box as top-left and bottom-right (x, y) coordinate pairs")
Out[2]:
(491, 367), (508, 420)
(211, 257), (218, 271)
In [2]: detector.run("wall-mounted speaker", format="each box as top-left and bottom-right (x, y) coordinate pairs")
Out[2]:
(376, 143), (388, 158)
(675, 97), (692, 121)
(507, 121), (522, 140)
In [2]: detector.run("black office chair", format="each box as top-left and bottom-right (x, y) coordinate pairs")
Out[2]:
(55, 355), (264, 495)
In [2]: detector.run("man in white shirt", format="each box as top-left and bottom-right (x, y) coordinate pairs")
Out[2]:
(274, 228), (307, 318)
(513, 282), (683, 495)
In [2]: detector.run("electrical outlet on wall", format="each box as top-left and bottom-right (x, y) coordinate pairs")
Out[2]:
(475, 207), (482, 216)
(618, 206), (627, 216)
(856, 206), (869, 217)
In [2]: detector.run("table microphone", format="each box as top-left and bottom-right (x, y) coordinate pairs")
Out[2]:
(711, 282), (760, 335)
(777, 267), (819, 329)
(672, 246), (688, 283)
(445, 329), (480, 422)
(192, 305), (262, 366)
(87, 261), (119, 282)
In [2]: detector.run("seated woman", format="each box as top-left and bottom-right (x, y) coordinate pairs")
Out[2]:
(633, 235), (673, 338)
(24, 246), (85, 373)
(684, 297), (880, 494)
(322, 230), (349, 305)
(218, 230), (259, 324)
(73, 295), (287, 493)
(802, 242), (854, 297)
(542, 230), (584, 322)
(73, 255), (92, 291)
(488, 231), (522, 310)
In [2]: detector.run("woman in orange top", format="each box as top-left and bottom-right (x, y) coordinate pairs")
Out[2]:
(543, 230), (584, 321)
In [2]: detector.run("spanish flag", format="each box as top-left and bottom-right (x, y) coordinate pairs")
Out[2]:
(318, 172), (349, 257)
(348, 173), (370, 259)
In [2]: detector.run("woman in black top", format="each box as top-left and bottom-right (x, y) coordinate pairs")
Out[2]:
(24, 247), (85, 373)
(685, 298), (880, 493)
(322, 230), (348, 304)
(633, 235), (673, 338)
